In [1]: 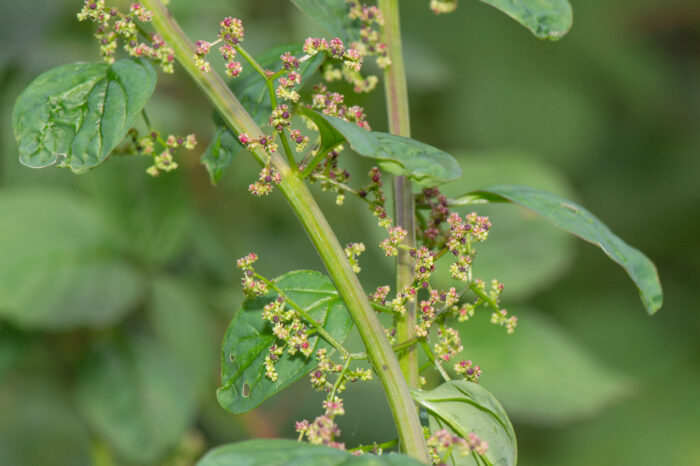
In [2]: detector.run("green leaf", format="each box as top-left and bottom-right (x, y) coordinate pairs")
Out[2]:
(75, 336), (197, 464)
(149, 277), (216, 396)
(289, 0), (358, 42)
(197, 439), (424, 465)
(217, 270), (353, 414)
(0, 380), (91, 465)
(453, 185), (662, 314)
(479, 0), (573, 40)
(455, 307), (631, 424)
(13, 59), (156, 173)
(201, 126), (240, 185)
(412, 381), (517, 466)
(427, 151), (576, 299)
(304, 110), (463, 186)
(0, 188), (144, 329)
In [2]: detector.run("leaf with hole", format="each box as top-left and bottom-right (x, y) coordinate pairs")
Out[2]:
(217, 270), (353, 414)
(480, 0), (573, 40)
(197, 438), (424, 465)
(451, 185), (662, 314)
(412, 381), (517, 466)
(13, 59), (156, 173)
(303, 110), (462, 186)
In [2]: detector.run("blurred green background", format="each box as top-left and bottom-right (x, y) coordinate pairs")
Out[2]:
(1, 0), (698, 464)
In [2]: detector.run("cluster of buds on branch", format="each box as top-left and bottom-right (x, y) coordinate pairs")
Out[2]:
(427, 429), (488, 464)
(192, 17), (245, 77)
(78, 1), (175, 72)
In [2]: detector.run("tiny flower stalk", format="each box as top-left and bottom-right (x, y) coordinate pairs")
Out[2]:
(140, 0), (429, 461)
(378, 0), (421, 391)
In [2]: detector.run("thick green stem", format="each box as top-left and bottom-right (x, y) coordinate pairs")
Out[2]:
(142, 1), (428, 461)
(379, 0), (419, 389)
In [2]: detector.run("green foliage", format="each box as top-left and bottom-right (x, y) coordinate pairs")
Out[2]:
(305, 110), (462, 186)
(412, 381), (517, 466)
(202, 126), (240, 185)
(75, 336), (197, 463)
(289, 0), (358, 41)
(13, 59), (156, 172)
(217, 271), (353, 414)
(0, 188), (144, 329)
(456, 308), (630, 424)
(479, 0), (573, 40)
(453, 185), (662, 314)
(198, 438), (424, 465)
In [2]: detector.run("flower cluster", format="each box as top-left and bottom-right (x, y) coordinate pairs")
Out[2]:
(248, 166), (282, 196)
(433, 326), (463, 362)
(454, 359), (482, 383)
(261, 297), (313, 382)
(427, 429), (488, 464)
(310, 85), (370, 129)
(78, 2), (175, 72)
(345, 242), (366, 273)
(269, 105), (292, 130)
(192, 17), (245, 77)
(380, 226), (407, 256)
(135, 131), (196, 177)
(289, 129), (309, 152)
(236, 253), (267, 297)
(295, 399), (345, 450)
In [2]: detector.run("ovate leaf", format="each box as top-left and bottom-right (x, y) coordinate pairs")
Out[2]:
(0, 188), (144, 329)
(197, 439), (424, 465)
(452, 185), (662, 314)
(13, 59), (156, 173)
(217, 270), (353, 414)
(412, 381), (517, 466)
(289, 0), (359, 42)
(75, 336), (197, 464)
(304, 110), (462, 186)
(480, 0), (573, 40)
(201, 126), (240, 185)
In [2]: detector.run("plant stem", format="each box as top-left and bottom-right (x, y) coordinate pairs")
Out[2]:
(379, 0), (420, 390)
(142, 1), (428, 461)
(348, 438), (399, 453)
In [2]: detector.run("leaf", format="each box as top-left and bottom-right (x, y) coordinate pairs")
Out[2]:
(412, 381), (517, 466)
(479, 0), (573, 40)
(75, 336), (197, 464)
(13, 59), (156, 173)
(428, 151), (576, 299)
(201, 126), (240, 185)
(149, 277), (217, 396)
(304, 110), (463, 186)
(289, 0), (359, 42)
(217, 270), (353, 414)
(455, 307), (631, 424)
(0, 380), (91, 465)
(197, 438), (425, 465)
(0, 188), (145, 329)
(81, 157), (194, 267)
(452, 185), (662, 314)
